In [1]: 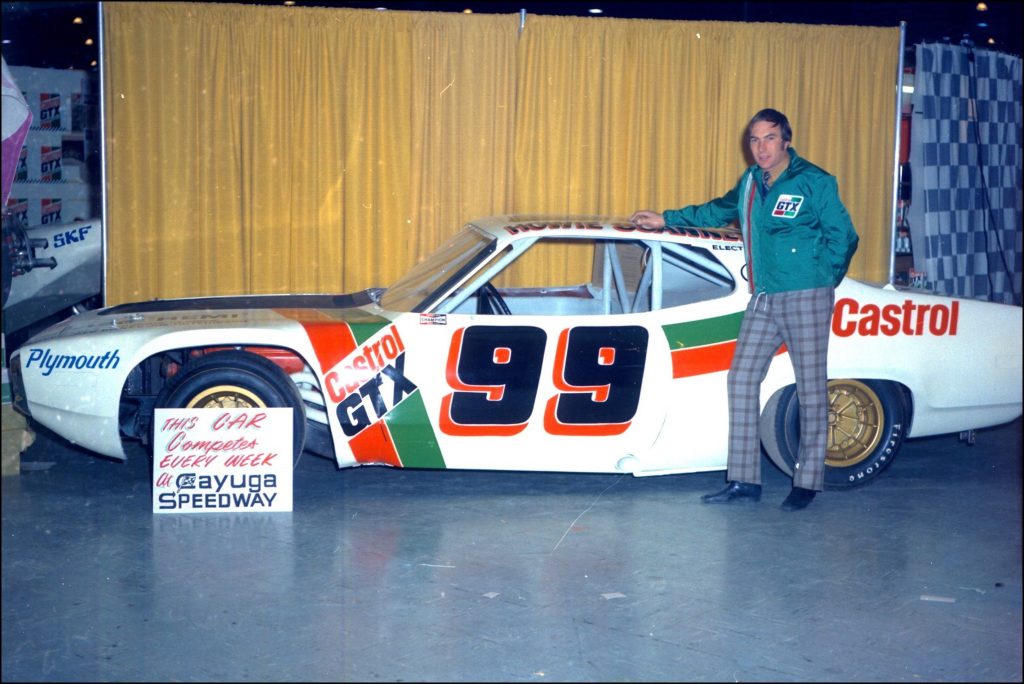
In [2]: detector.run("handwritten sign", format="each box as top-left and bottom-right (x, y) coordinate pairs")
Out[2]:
(152, 408), (293, 514)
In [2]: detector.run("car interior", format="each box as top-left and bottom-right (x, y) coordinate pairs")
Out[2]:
(440, 238), (736, 316)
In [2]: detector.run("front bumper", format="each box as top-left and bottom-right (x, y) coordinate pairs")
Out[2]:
(8, 352), (29, 418)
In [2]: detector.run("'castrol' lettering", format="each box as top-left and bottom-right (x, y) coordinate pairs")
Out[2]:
(832, 298), (959, 337)
(324, 325), (406, 402)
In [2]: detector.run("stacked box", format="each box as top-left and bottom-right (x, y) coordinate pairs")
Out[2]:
(38, 92), (62, 129)
(5, 197), (29, 226)
(2, 333), (8, 405)
(8, 66), (88, 132)
(18, 130), (62, 182)
(15, 147), (28, 182)
(6, 65), (98, 228)
(5, 183), (93, 226)
(40, 198), (62, 225)
(40, 145), (62, 182)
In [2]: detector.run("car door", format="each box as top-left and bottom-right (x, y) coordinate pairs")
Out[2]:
(386, 236), (673, 474)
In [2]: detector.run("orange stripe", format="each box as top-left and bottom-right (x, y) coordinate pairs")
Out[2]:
(671, 340), (736, 377)
(671, 341), (787, 378)
(275, 308), (358, 374)
(348, 423), (402, 466)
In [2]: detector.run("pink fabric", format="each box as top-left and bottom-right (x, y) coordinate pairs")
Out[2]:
(2, 56), (33, 207)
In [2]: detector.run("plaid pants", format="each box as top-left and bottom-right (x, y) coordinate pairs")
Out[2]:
(726, 286), (835, 491)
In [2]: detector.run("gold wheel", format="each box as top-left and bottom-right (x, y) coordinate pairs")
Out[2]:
(157, 351), (307, 462)
(825, 379), (884, 468)
(184, 384), (268, 409)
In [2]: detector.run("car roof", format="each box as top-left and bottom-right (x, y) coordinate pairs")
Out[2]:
(467, 215), (743, 245)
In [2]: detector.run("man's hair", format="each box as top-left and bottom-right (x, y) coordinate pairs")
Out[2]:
(747, 108), (792, 142)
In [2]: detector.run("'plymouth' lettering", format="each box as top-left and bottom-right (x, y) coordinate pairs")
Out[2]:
(25, 348), (122, 376)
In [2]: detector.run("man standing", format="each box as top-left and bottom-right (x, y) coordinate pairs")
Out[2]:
(631, 108), (859, 511)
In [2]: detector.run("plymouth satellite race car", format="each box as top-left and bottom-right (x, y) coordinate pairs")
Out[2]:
(8, 216), (1023, 489)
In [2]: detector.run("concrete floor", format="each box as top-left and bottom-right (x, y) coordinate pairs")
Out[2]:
(2, 417), (1021, 682)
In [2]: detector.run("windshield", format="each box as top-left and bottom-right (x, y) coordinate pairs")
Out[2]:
(380, 225), (498, 312)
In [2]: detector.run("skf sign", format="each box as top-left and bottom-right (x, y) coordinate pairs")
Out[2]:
(833, 298), (960, 337)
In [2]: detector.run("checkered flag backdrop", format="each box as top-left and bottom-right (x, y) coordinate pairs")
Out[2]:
(908, 43), (1022, 305)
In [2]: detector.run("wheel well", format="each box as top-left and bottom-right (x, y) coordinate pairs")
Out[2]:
(761, 377), (914, 489)
(790, 377), (914, 423)
(863, 379), (915, 434)
(760, 377), (916, 446)
(118, 345), (315, 446)
(896, 382), (915, 431)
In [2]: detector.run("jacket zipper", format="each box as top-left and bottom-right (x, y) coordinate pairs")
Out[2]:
(745, 179), (757, 294)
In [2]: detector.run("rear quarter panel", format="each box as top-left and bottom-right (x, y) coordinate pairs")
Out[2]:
(825, 280), (1022, 437)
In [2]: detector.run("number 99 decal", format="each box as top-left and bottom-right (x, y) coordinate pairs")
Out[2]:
(440, 326), (547, 436)
(440, 325), (648, 437)
(544, 326), (648, 435)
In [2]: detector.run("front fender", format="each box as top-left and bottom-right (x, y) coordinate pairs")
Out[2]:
(14, 318), (326, 459)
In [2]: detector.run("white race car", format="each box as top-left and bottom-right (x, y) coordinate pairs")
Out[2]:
(9, 216), (1022, 488)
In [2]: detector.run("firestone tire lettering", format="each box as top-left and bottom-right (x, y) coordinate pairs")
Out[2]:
(759, 379), (906, 490)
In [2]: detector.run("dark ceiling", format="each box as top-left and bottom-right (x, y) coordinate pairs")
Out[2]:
(2, 0), (1021, 72)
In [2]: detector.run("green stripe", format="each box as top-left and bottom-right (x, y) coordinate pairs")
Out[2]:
(347, 318), (391, 346)
(662, 312), (743, 350)
(385, 390), (446, 469)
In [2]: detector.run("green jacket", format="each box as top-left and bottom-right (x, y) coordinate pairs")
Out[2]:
(663, 148), (859, 294)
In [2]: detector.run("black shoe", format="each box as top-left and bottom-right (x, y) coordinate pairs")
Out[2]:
(780, 486), (817, 511)
(701, 481), (762, 504)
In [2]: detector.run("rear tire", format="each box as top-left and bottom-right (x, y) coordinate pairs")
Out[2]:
(155, 350), (307, 463)
(761, 379), (907, 489)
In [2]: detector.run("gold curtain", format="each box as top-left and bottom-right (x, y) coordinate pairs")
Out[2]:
(513, 16), (899, 285)
(102, 3), (899, 305)
(103, 3), (518, 301)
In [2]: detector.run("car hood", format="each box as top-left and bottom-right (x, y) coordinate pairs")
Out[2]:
(98, 290), (380, 316)
(18, 289), (390, 347)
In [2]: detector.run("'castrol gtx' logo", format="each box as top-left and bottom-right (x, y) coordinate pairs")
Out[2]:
(832, 298), (959, 337)
(321, 324), (419, 438)
(324, 325), (407, 402)
(772, 195), (804, 218)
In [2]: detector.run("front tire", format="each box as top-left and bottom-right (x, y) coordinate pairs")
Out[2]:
(760, 379), (907, 489)
(154, 350), (307, 463)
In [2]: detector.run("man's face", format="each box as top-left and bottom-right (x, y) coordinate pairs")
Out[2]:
(749, 121), (790, 174)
